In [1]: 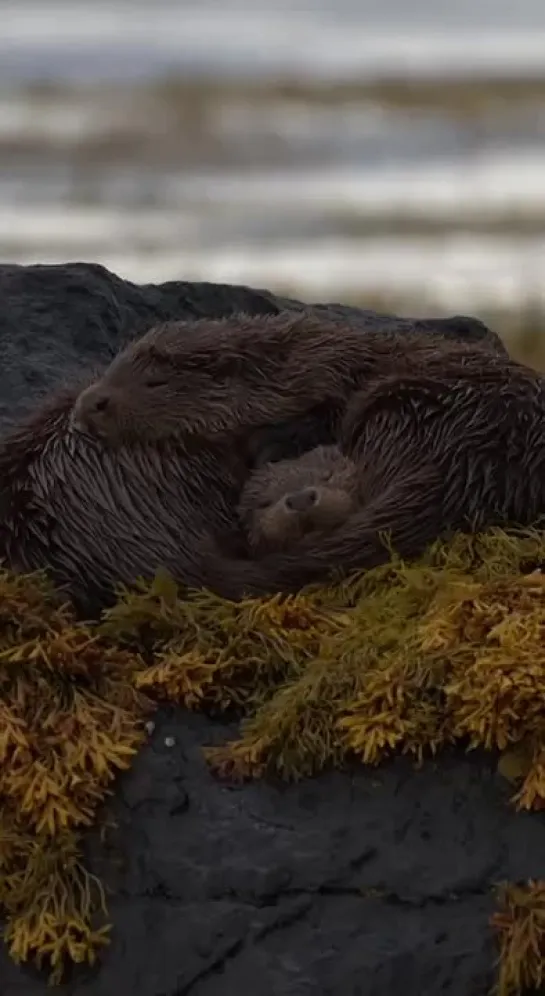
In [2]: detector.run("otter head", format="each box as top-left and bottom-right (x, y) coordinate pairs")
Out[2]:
(70, 317), (264, 446)
(70, 311), (315, 447)
(238, 445), (359, 552)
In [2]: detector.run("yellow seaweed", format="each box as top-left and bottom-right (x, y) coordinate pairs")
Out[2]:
(1, 526), (545, 988)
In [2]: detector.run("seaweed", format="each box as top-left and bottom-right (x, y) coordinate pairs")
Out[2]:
(1, 528), (545, 988)
(492, 881), (545, 996)
(0, 568), (153, 981)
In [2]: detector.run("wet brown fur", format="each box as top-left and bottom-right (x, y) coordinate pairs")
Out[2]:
(0, 306), (467, 615)
(65, 309), (545, 599)
(0, 312), (531, 611)
(71, 310), (499, 451)
(198, 352), (545, 597)
(0, 387), (252, 616)
(238, 445), (360, 552)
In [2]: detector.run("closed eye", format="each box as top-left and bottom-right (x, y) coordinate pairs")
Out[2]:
(144, 378), (170, 388)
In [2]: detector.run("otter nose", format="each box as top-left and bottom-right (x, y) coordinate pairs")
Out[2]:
(284, 487), (319, 513)
(72, 386), (112, 432)
(84, 394), (110, 414)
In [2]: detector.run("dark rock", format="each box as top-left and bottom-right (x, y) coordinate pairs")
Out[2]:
(2, 713), (545, 996)
(0, 260), (505, 433)
(0, 261), (533, 996)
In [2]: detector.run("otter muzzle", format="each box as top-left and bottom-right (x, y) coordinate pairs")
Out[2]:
(284, 487), (319, 513)
(71, 385), (114, 437)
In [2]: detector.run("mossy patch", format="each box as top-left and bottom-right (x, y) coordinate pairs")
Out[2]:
(0, 570), (153, 980)
(1, 528), (545, 988)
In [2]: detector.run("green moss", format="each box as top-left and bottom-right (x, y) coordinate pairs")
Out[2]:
(1, 528), (545, 986)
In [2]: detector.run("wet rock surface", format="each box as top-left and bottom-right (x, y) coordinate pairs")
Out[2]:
(3, 712), (545, 996)
(0, 261), (537, 996)
(0, 259), (505, 432)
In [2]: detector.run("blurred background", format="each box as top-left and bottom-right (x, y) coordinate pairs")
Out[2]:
(1, 0), (545, 363)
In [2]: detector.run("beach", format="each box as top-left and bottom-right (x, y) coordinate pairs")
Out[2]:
(2, 0), (545, 335)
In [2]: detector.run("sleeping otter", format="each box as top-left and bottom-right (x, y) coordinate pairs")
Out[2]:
(202, 357), (545, 597)
(66, 308), (545, 600)
(2, 310), (487, 615)
(70, 310), (500, 452)
(0, 307), (426, 612)
(0, 312), (522, 612)
(238, 445), (359, 551)
(0, 387), (252, 616)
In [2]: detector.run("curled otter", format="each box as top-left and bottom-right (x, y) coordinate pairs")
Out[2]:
(199, 354), (545, 598)
(6, 308), (462, 615)
(66, 309), (545, 600)
(0, 312), (523, 612)
(70, 311), (499, 448)
(238, 445), (360, 551)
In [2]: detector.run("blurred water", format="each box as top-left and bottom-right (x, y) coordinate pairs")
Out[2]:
(2, 0), (545, 313)
(2, 0), (545, 83)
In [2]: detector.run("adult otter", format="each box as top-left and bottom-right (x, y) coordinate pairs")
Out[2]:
(0, 314), (513, 613)
(0, 311), (469, 615)
(70, 310), (545, 597)
(238, 445), (359, 551)
(0, 310), (464, 613)
(71, 310), (500, 451)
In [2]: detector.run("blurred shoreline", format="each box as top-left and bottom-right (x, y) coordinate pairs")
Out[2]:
(2, 0), (545, 364)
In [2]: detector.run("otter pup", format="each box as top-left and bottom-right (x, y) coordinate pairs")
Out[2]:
(238, 445), (359, 552)
(195, 355), (545, 599)
(70, 310), (499, 448)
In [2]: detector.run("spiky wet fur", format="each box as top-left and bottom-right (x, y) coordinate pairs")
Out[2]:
(0, 313), (535, 610)
(71, 310), (502, 447)
(0, 389), (250, 615)
(203, 353), (545, 597)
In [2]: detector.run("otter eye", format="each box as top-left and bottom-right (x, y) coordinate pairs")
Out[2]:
(144, 377), (170, 388)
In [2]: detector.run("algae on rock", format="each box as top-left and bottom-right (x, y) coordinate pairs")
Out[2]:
(1, 528), (545, 988)
(493, 880), (545, 996)
(0, 569), (153, 981)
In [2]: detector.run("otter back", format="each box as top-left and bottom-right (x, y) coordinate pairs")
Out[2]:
(199, 354), (545, 598)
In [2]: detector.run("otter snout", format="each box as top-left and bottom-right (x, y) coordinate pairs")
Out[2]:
(284, 487), (319, 513)
(72, 384), (115, 438)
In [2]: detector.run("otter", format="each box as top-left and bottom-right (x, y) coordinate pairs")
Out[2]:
(1, 309), (481, 616)
(238, 445), (360, 552)
(197, 356), (545, 598)
(70, 310), (502, 453)
(0, 387), (253, 617)
(0, 313), (517, 613)
(64, 308), (545, 601)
